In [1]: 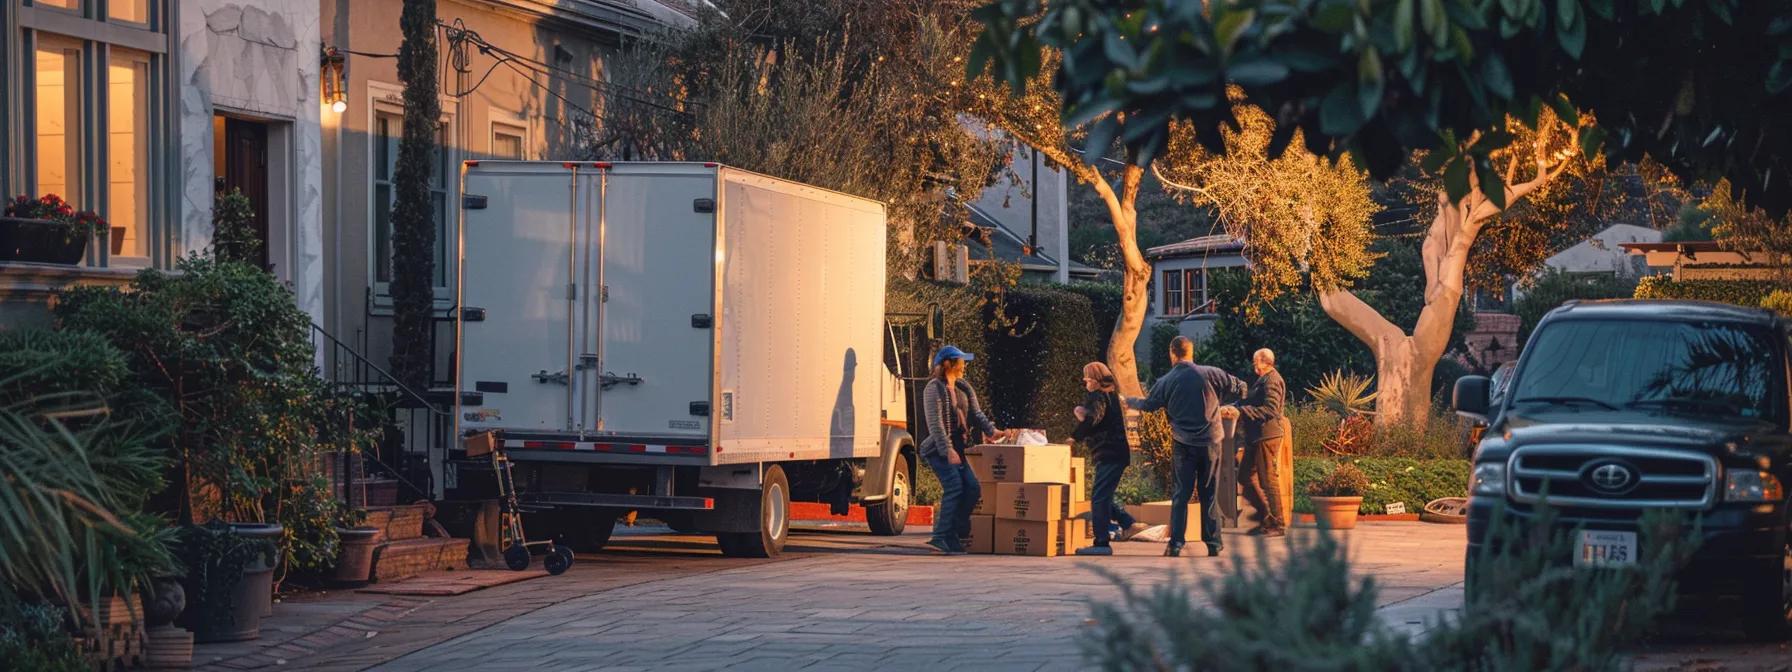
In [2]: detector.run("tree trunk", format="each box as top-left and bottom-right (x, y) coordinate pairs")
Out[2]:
(1098, 161), (1148, 397)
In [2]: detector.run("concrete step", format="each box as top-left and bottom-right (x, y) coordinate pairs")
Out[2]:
(370, 537), (470, 583)
(362, 503), (431, 542)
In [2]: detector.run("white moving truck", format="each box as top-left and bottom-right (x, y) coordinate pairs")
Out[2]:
(450, 161), (927, 558)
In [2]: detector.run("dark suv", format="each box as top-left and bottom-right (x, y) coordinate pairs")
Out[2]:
(1455, 299), (1792, 640)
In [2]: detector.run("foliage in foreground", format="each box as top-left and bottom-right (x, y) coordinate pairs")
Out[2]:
(1082, 504), (1700, 671)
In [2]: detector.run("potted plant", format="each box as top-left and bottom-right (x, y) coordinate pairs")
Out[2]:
(172, 522), (279, 643)
(1, 194), (108, 264)
(1307, 463), (1371, 530)
(330, 508), (378, 586)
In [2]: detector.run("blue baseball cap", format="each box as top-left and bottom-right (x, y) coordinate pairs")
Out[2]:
(932, 345), (975, 368)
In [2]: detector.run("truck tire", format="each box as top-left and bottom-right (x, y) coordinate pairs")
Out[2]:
(532, 509), (617, 554)
(865, 456), (911, 536)
(1741, 538), (1792, 641)
(716, 465), (789, 558)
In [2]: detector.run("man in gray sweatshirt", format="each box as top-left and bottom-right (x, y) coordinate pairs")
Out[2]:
(1126, 336), (1249, 557)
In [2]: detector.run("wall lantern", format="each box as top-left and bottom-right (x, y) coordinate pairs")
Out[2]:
(322, 46), (347, 114)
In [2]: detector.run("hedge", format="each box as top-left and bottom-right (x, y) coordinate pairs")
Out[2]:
(1292, 458), (1470, 515)
(1633, 276), (1783, 307)
(986, 286), (1101, 443)
(1053, 282), (1122, 362)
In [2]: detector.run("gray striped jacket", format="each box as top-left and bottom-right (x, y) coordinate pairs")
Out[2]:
(918, 377), (997, 459)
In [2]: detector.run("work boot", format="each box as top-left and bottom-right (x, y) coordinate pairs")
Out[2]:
(926, 538), (956, 554)
(1206, 544), (1223, 557)
(1163, 542), (1184, 557)
(1260, 527), (1287, 538)
(1115, 522), (1151, 542)
(1075, 545), (1113, 556)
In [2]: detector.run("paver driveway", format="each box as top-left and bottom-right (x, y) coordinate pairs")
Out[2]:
(364, 523), (1467, 672)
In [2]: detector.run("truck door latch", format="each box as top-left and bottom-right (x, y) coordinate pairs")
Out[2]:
(532, 369), (570, 385)
(600, 373), (644, 389)
(576, 354), (600, 371)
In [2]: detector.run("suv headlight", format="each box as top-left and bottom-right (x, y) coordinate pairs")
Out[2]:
(1723, 470), (1785, 502)
(1471, 462), (1507, 497)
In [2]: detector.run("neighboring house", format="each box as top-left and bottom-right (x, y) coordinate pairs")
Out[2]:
(1619, 240), (1784, 281)
(1144, 233), (1246, 344)
(317, 0), (695, 387)
(969, 144), (1075, 284)
(959, 199), (1102, 284)
(1506, 223), (1658, 302)
(0, 0), (327, 329)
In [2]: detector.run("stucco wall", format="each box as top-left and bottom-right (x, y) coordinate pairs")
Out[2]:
(177, 0), (325, 324)
(973, 146), (1070, 282)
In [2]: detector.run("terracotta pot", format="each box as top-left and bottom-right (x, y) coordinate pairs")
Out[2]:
(0, 216), (87, 264)
(142, 624), (194, 670)
(1311, 496), (1364, 530)
(330, 526), (381, 585)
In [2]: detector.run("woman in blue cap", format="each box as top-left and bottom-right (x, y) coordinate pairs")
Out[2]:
(920, 345), (1009, 554)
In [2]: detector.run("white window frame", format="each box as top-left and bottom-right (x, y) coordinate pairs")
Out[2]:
(489, 108), (527, 160)
(367, 81), (456, 309)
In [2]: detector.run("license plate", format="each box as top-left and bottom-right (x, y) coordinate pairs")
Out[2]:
(1575, 530), (1637, 567)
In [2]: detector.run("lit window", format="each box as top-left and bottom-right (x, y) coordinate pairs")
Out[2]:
(492, 123), (525, 160)
(109, 0), (150, 23)
(1161, 270), (1184, 315)
(36, 0), (81, 12)
(34, 40), (82, 206)
(108, 50), (151, 258)
(1184, 269), (1208, 313)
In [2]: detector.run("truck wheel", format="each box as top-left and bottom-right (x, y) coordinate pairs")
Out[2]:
(1741, 538), (1792, 641)
(716, 465), (789, 558)
(532, 509), (617, 554)
(866, 457), (911, 536)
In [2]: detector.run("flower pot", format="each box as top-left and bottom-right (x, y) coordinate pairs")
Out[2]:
(142, 624), (194, 670)
(230, 523), (284, 620)
(110, 226), (126, 255)
(1311, 496), (1364, 530)
(0, 216), (87, 264)
(185, 522), (283, 643)
(330, 526), (380, 585)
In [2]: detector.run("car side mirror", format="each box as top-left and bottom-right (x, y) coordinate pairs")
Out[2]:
(1454, 375), (1492, 422)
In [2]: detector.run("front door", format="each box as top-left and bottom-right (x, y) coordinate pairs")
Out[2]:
(216, 116), (270, 270)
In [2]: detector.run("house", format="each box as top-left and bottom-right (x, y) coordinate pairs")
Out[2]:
(1619, 240), (1783, 281)
(1505, 223), (1658, 302)
(0, 0), (327, 329)
(1143, 233), (1246, 343)
(957, 198), (1103, 284)
(317, 0), (696, 387)
(967, 145), (1078, 284)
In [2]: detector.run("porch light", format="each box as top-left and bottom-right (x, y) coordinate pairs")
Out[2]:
(322, 46), (347, 113)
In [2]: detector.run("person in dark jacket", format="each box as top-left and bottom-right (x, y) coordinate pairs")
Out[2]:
(1125, 336), (1249, 557)
(1071, 362), (1149, 556)
(1221, 349), (1288, 536)
(919, 346), (1009, 555)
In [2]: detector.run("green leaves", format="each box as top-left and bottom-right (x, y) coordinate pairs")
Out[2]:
(1474, 154), (1508, 209)
(1480, 53), (1514, 100)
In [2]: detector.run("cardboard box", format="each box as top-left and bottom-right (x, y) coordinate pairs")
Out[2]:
(996, 482), (1072, 521)
(964, 515), (994, 554)
(966, 444), (1072, 484)
(1072, 499), (1092, 520)
(1060, 518), (1092, 547)
(1068, 460), (1088, 501)
(972, 483), (994, 516)
(1133, 500), (1203, 542)
(994, 518), (1064, 556)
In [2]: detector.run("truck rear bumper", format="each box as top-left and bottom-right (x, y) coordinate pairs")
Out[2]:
(520, 491), (715, 511)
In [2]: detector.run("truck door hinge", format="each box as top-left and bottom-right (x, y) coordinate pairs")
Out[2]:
(532, 369), (570, 385)
(600, 372), (644, 389)
(601, 285), (609, 302)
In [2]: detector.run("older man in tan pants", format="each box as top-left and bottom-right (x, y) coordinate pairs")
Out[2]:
(1221, 349), (1288, 536)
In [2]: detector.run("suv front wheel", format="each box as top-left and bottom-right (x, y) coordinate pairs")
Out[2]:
(1742, 536), (1792, 641)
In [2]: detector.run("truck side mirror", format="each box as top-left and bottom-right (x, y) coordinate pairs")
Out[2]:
(1454, 375), (1492, 422)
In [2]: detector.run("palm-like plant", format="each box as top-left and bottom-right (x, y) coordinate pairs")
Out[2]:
(1306, 370), (1378, 418)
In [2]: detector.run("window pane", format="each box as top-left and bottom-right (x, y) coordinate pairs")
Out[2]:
(1162, 271), (1183, 315)
(1514, 320), (1785, 423)
(34, 44), (82, 206)
(492, 131), (524, 160)
(431, 126), (450, 188)
(109, 0), (149, 23)
(36, 0), (80, 11)
(374, 184), (392, 283)
(1186, 270), (1205, 312)
(431, 190), (447, 287)
(108, 51), (151, 258)
(375, 117), (394, 180)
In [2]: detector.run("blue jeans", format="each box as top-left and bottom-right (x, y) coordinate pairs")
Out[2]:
(1169, 440), (1222, 551)
(924, 452), (980, 547)
(1091, 460), (1137, 546)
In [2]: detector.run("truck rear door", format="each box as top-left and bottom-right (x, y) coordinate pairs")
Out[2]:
(457, 163), (590, 433)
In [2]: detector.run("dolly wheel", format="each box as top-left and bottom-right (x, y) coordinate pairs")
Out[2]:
(545, 546), (574, 576)
(504, 544), (531, 571)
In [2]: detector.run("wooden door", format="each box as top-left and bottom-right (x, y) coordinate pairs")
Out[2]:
(221, 117), (270, 270)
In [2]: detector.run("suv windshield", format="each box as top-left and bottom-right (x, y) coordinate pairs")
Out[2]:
(1510, 318), (1785, 422)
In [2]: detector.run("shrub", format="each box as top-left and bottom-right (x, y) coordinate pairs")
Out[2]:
(1081, 503), (1700, 671)
(0, 603), (87, 672)
(1287, 405), (1340, 457)
(985, 286), (1101, 442)
(1134, 410), (1176, 494)
(1634, 275), (1781, 307)
(1306, 370), (1376, 417)
(1761, 289), (1792, 316)
(1512, 268), (1638, 347)
(1293, 458), (1471, 514)
(1305, 462), (1370, 498)
(211, 189), (262, 265)
(1052, 282), (1122, 361)
(1147, 321), (1179, 380)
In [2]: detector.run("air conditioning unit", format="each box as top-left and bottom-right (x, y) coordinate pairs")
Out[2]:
(933, 241), (969, 284)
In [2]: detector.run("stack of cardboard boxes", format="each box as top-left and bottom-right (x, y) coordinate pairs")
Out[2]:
(960, 443), (1092, 556)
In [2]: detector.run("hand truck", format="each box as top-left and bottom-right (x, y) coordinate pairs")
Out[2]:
(465, 432), (573, 576)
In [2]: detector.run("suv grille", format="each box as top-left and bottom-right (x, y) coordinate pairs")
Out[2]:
(1507, 445), (1716, 509)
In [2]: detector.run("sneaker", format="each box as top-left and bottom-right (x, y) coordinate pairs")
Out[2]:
(1163, 542), (1184, 558)
(1115, 522), (1152, 542)
(926, 538), (955, 554)
(1075, 545), (1113, 556)
(1260, 527), (1287, 538)
(1206, 545), (1223, 557)
(1245, 525), (1268, 536)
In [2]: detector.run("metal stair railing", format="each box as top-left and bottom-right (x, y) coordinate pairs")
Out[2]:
(311, 322), (451, 504)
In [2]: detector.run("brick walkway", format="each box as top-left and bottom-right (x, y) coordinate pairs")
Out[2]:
(346, 523), (1468, 672)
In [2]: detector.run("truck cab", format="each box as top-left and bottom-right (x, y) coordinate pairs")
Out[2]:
(1455, 299), (1792, 640)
